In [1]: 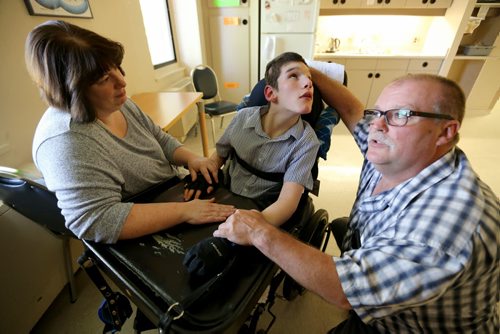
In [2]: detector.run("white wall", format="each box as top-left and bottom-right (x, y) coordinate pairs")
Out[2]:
(0, 0), (196, 168)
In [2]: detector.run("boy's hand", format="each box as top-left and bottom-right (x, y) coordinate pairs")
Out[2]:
(183, 237), (237, 278)
(183, 172), (218, 200)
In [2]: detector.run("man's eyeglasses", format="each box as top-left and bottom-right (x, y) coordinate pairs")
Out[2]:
(363, 109), (454, 127)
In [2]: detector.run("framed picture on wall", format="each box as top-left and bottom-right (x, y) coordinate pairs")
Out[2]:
(24, 0), (93, 19)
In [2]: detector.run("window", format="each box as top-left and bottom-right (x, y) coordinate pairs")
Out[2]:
(139, 0), (176, 69)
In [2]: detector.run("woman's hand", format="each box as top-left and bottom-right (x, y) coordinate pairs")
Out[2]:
(184, 156), (221, 200)
(187, 156), (219, 181)
(172, 147), (224, 200)
(183, 198), (235, 224)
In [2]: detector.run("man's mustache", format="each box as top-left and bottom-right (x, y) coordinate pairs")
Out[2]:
(368, 132), (394, 147)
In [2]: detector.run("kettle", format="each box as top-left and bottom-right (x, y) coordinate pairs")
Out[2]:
(327, 37), (341, 53)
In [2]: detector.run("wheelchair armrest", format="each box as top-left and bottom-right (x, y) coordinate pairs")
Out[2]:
(0, 165), (75, 237)
(0, 166), (48, 190)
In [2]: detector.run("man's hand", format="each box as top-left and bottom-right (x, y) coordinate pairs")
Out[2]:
(214, 209), (270, 246)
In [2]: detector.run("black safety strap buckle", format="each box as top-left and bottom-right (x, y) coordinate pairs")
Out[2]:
(78, 251), (132, 333)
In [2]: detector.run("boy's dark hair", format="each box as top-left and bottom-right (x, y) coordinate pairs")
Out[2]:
(265, 52), (307, 90)
(25, 20), (125, 123)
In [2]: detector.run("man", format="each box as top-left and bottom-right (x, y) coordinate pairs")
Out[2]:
(214, 71), (499, 332)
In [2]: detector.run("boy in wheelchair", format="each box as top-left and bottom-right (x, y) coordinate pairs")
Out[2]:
(205, 52), (319, 224)
(183, 53), (344, 333)
(183, 52), (343, 283)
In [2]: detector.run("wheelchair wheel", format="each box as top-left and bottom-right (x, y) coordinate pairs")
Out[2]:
(283, 209), (329, 301)
(302, 209), (329, 249)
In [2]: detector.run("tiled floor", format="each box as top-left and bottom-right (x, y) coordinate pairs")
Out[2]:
(31, 112), (499, 333)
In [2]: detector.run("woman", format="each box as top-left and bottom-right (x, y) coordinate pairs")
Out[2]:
(25, 20), (234, 243)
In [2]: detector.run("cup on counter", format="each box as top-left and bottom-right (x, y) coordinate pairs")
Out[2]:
(326, 37), (340, 53)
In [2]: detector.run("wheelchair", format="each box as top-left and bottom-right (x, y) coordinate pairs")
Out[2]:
(230, 78), (339, 333)
(0, 73), (345, 333)
(0, 168), (332, 333)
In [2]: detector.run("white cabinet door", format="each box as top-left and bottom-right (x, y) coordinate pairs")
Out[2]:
(322, 0), (450, 9)
(320, 0), (363, 9)
(346, 69), (374, 107)
(367, 69), (407, 107)
(362, 0), (407, 9)
(344, 58), (408, 107)
(407, 59), (443, 74)
(405, 0), (452, 9)
(348, 69), (406, 108)
(0, 207), (66, 334)
(344, 59), (377, 106)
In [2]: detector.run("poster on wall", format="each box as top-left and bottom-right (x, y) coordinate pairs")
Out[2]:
(24, 0), (93, 19)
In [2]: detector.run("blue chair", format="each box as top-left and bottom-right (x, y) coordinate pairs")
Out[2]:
(191, 65), (238, 144)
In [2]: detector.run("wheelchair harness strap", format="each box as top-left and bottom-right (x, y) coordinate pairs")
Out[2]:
(78, 251), (132, 333)
(233, 151), (284, 182)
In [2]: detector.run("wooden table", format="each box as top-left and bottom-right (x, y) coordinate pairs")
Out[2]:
(131, 92), (210, 157)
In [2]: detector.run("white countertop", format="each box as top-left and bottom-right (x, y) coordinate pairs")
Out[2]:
(314, 52), (446, 59)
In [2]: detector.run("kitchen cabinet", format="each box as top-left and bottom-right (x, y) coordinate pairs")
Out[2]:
(320, 0), (363, 9)
(320, 0), (450, 10)
(316, 0), (498, 113)
(447, 3), (499, 115)
(405, 0), (453, 9)
(314, 55), (444, 106)
(363, 0), (407, 9)
(0, 202), (83, 334)
(344, 58), (408, 107)
(407, 58), (443, 74)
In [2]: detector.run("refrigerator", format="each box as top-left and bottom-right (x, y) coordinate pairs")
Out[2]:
(259, 0), (320, 78)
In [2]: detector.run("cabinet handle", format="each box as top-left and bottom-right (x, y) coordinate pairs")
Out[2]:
(430, 0), (436, 4)
(368, 73), (373, 78)
(242, 19), (248, 25)
(422, 62), (428, 68)
(385, 0), (391, 4)
(375, 73), (380, 78)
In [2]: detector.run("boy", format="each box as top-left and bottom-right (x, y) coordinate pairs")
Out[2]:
(207, 52), (320, 226)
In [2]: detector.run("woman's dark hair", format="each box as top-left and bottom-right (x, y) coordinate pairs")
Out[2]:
(265, 52), (307, 90)
(25, 20), (124, 123)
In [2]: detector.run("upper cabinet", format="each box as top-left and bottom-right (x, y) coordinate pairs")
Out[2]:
(405, 0), (453, 9)
(320, 0), (452, 11)
(320, 0), (363, 9)
(363, 0), (408, 9)
(446, 3), (500, 115)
